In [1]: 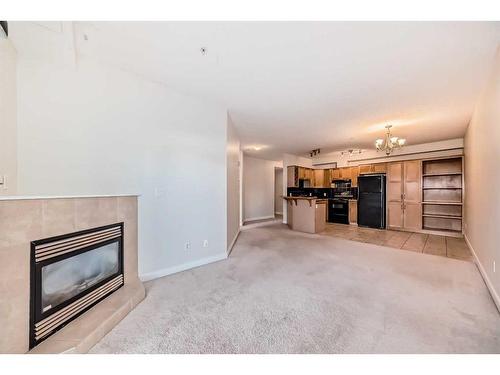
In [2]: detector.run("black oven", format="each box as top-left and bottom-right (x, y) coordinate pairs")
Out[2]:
(328, 198), (349, 224)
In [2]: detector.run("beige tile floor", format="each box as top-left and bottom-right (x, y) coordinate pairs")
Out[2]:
(323, 223), (473, 261)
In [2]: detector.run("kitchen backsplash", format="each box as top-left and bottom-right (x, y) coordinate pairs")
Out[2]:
(286, 187), (358, 199)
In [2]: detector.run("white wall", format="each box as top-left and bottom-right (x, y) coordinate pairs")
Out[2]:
(226, 115), (241, 252)
(0, 39), (17, 195)
(16, 58), (229, 280)
(464, 46), (500, 310)
(243, 155), (282, 222)
(282, 153), (313, 223)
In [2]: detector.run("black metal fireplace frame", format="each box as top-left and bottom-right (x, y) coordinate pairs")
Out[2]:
(29, 222), (124, 349)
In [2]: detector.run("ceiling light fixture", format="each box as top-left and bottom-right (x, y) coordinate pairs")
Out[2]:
(375, 125), (406, 155)
(309, 149), (321, 157)
(340, 149), (363, 157)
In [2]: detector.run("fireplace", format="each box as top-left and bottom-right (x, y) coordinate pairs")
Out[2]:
(30, 223), (124, 349)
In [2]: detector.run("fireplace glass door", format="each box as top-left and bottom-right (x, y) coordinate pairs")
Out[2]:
(41, 241), (120, 313)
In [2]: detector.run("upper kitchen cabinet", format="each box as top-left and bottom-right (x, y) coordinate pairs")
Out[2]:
(287, 166), (318, 187)
(313, 169), (324, 187)
(323, 169), (331, 187)
(340, 167), (351, 180)
(359, 163), (387, 174)
(350, 166), (359, 187)
(305, 168), (313, 181)
(287, 166), (298, 187)
(331, 168), (341, 179)
(298, 167), (307, 180)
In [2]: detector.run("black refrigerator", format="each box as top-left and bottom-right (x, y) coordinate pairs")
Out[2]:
(357, 174), (386, 229)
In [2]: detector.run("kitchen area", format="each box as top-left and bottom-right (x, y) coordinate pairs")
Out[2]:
(285, 163), (388, 233)
(283, 157), (470, 261)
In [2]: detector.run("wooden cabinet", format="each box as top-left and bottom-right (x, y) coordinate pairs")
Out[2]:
(323, 169), (331, 187)
(287, 166), (298, 187)
(298, 167), (306, 180)
(288, 166), (330, 188)
(340, 167), (351, 179)
(313, 169), (324, 187)
(358, 164), (373, 174)
(373, 163), (387, 173)
(331, 168), (341, 179)
(349, 200), (357, 224)
(387, 161), (422, 231)
(305, 168), (313, 181)
(359, 163), (387, 174)
(350, 166), (359, 187)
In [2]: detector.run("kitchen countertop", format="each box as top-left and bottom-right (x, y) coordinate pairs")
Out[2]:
(283, 196), (328, 205)
(284, 196), (357, 202)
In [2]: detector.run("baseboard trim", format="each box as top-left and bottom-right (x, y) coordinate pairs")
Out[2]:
(139, 252), (228, 282)
(244, 215), (275, 223)
(227, 229), (241, 256)
(464, 234), (500, 313)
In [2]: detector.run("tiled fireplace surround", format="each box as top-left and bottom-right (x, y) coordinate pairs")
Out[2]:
(0, 195), (145, 353)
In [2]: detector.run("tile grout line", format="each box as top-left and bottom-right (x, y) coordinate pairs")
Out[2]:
(421, 234), (430, 254)
(399, 232), (412, 250)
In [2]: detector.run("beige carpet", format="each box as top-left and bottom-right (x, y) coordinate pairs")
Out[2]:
(91, 224), (500, 353)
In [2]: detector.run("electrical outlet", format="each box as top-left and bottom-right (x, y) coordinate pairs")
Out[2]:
(184, 241), (191, 250)
(203, 240), (209, 248)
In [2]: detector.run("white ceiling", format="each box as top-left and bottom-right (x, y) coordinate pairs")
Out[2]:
(10, 21), (500, 160)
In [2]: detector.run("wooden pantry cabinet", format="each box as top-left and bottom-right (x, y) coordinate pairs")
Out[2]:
(387, 160), (422, 231)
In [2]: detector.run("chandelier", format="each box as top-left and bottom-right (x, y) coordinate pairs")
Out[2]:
(375, 125), (406, 155)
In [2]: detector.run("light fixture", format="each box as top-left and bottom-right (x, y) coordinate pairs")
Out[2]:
(375, 125), (406, 155)
(340, 149), (363, 157)
(309, 149), (321, 157)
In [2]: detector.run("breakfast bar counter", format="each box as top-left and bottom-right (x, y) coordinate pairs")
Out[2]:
(284, 197), (327, 234)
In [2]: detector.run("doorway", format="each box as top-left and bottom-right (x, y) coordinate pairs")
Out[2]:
(274, 167), (283, 219)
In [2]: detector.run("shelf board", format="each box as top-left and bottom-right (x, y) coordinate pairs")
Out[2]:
(422, 214), (462, 219)
(422, 187), (462, 190)
(422, 172), (462, 177)
(423, 226), (462, 234)
(422, 201), (463, 205)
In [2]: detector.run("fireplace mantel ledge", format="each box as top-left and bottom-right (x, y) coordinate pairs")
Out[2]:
(0, 194), (140, 201)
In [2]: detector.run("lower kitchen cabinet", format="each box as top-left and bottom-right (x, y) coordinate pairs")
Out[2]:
(349, 200), (357, 224)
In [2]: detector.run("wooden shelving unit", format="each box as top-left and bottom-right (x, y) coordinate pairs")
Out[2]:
(422, 157), (463, 234)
